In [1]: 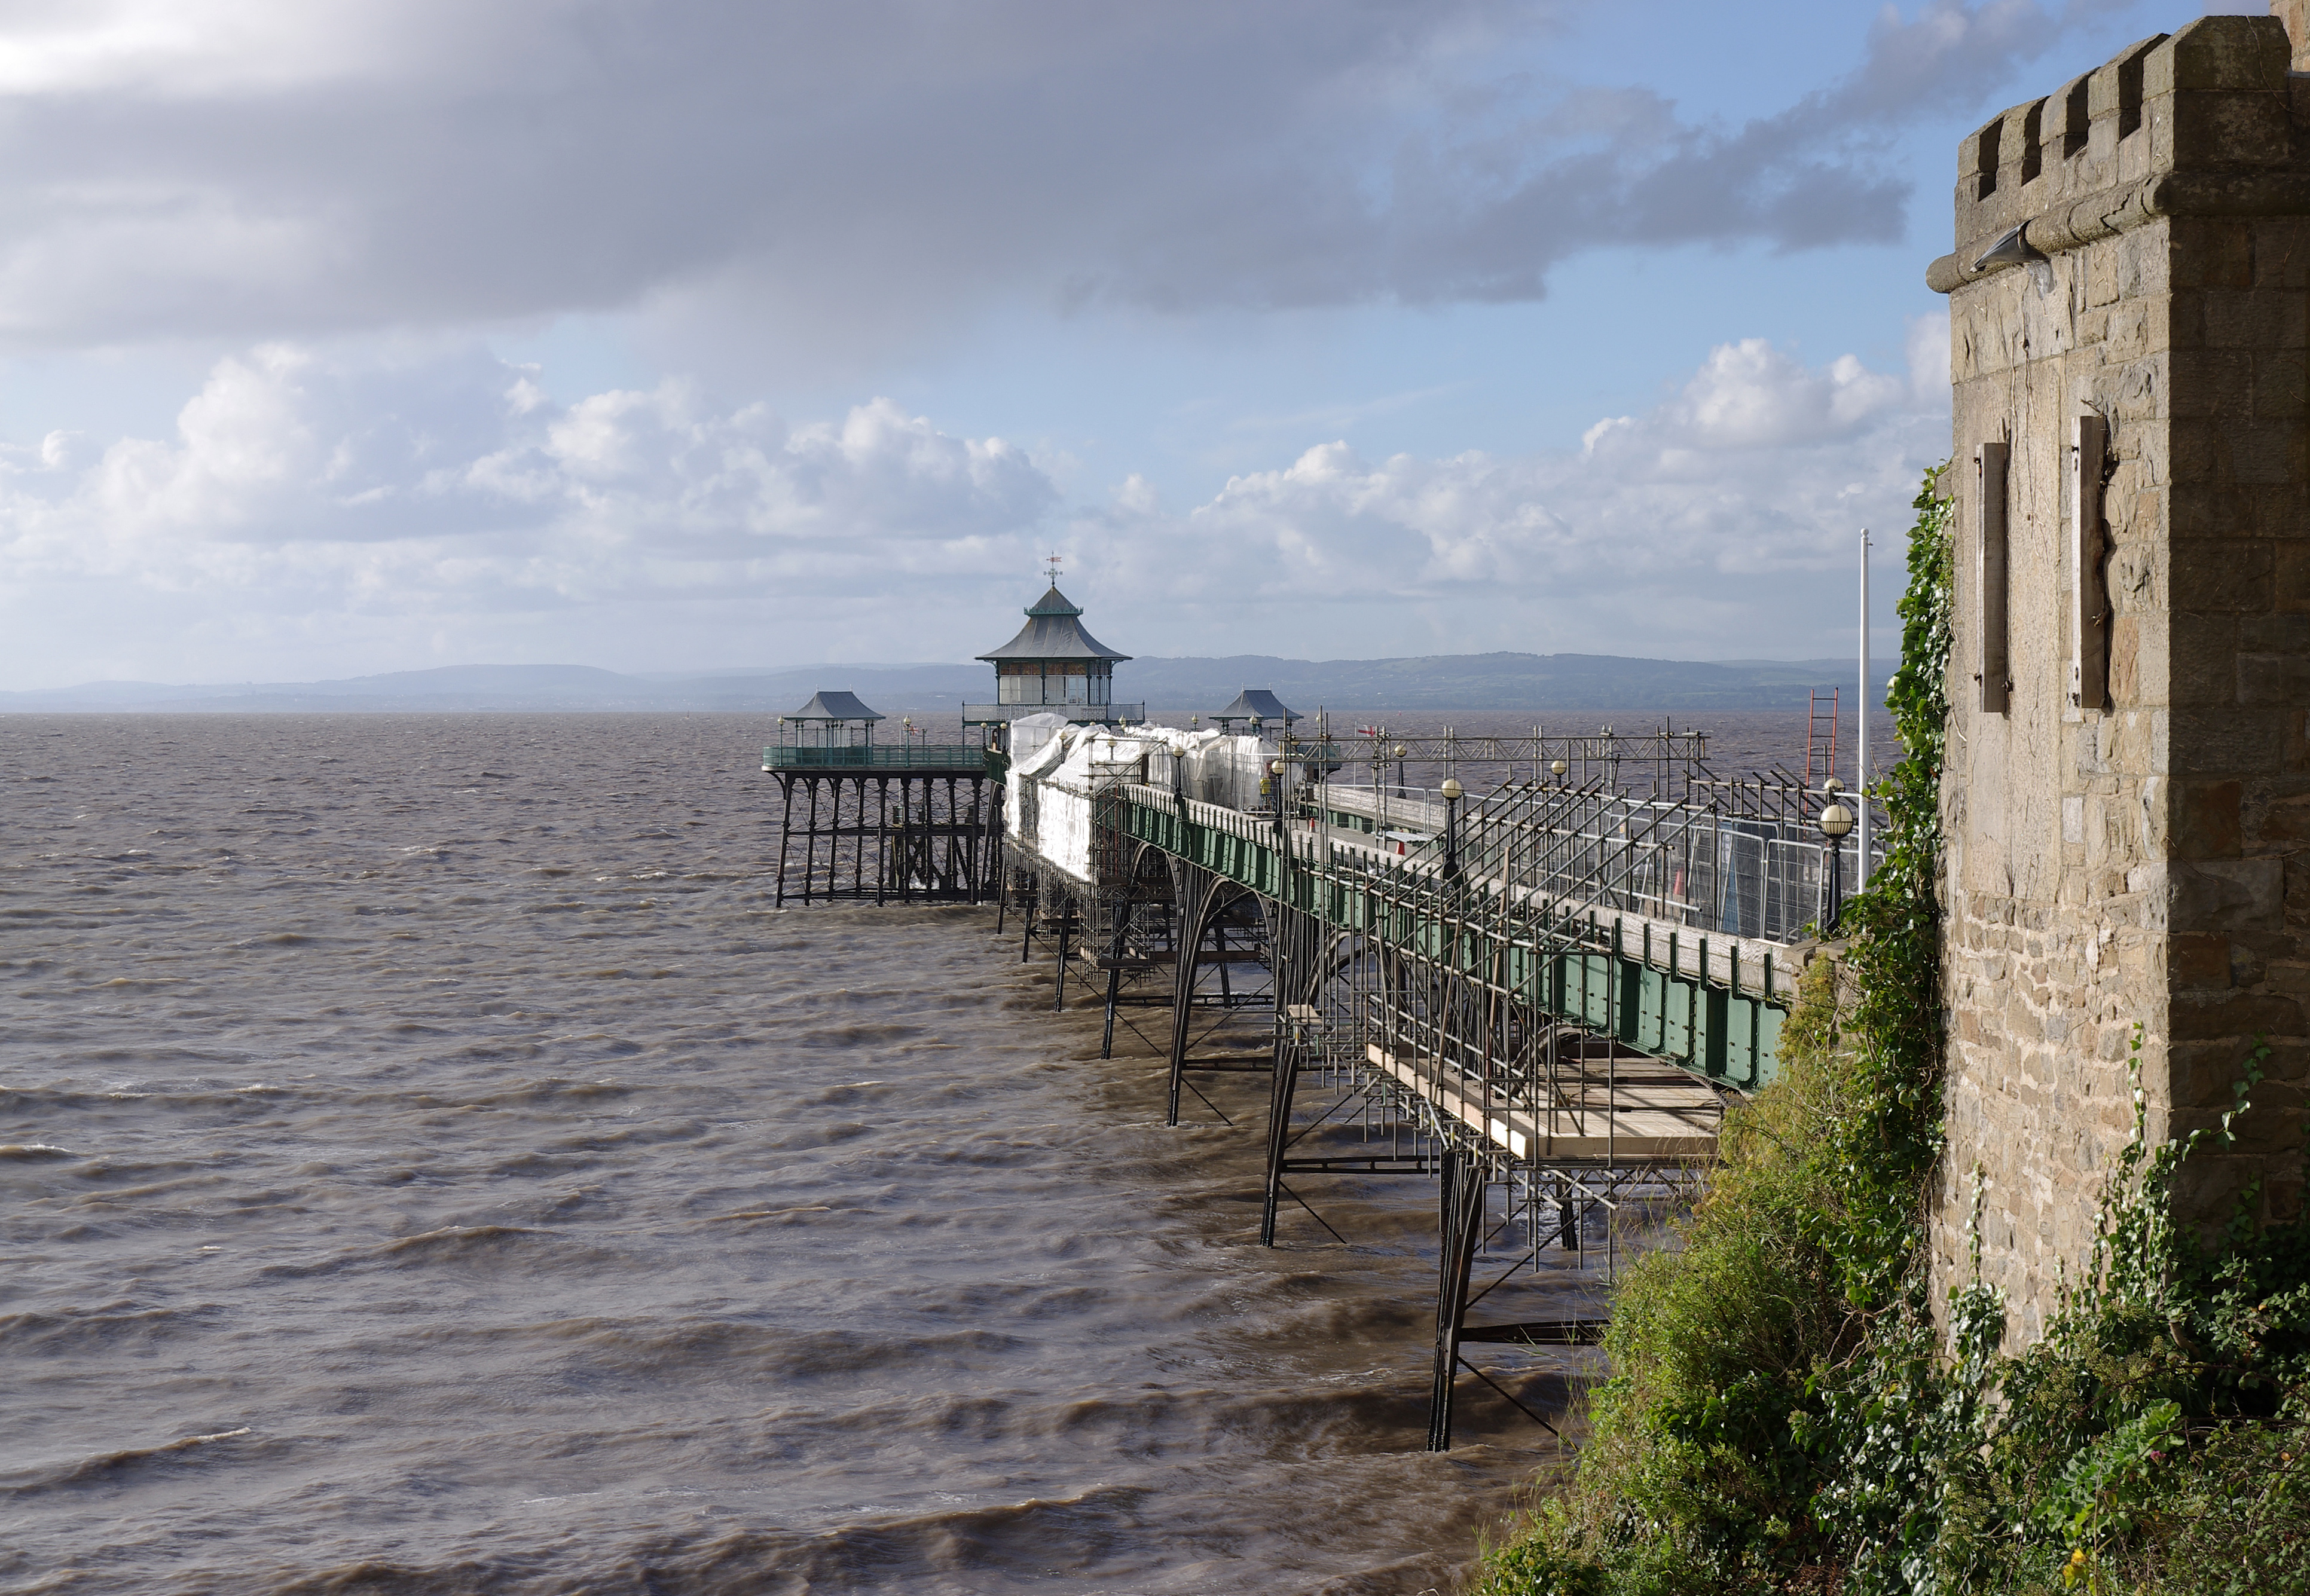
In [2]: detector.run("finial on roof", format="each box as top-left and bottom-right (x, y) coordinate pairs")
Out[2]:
(1043, 549), (1064, 584)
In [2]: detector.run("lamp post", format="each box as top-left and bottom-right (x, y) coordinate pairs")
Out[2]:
(1819, 783), (1855, 935)
(1270, 759), (1288, 837)
(1441, 777), (1463, 882)
(1550, 757), (1568, 786)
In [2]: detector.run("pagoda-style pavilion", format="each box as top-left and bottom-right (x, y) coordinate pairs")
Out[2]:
(1211, 689), (1298, 733)
(964, 583), (1142, 727)
(774, 689), (883, 755)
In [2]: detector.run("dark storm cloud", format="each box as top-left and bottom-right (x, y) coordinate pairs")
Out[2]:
(0, 0), (2104, 349)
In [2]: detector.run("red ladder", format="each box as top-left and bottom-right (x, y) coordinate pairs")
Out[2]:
(1805, 688), (1840, 791)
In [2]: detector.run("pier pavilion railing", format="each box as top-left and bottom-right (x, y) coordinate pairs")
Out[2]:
(1313, 727), (1710, 799)
(763, 744), (994, 771)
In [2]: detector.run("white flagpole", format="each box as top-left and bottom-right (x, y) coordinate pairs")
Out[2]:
(1857, 527), (1872, 888)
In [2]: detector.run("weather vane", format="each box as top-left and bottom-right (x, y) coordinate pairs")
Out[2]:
(1043, 550), (1064, 583)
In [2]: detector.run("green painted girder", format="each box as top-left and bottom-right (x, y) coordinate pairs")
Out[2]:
(1113, 792), (1785, 1092)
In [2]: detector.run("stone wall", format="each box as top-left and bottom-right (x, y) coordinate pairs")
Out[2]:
(1932, 11), (2309, 1345)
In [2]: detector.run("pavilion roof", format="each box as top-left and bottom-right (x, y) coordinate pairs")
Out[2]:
(1214, 688), (1298, 724)
(975, 585), (1132, 664)
(788, 690), (884, 722)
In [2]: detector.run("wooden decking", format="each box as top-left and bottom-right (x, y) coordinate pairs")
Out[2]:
(1366, 1044), (1721, 1161)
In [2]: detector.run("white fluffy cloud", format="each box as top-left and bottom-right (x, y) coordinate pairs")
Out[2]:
(1069, 314), (1950, 657)
(0, 346), (1064, 680)
(0, 321), (1948, 682)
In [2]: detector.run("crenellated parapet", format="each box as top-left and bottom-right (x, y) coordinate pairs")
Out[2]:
(1929, 20), (2306, 296)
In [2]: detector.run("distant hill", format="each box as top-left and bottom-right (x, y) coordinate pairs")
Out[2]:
(1122, 653), (1893, 713)
(0, 654), (1896, 715)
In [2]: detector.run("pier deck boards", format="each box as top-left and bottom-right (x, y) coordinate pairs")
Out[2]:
(1365, 1045), (1719, 1161)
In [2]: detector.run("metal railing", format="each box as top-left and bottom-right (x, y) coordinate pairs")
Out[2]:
(763, 744), (990, 770)
(1401, 779), (1880, 944)
(961, 702), (1145, 724)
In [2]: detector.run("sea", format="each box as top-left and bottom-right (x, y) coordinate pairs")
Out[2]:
(0, 710), (1896, 1595)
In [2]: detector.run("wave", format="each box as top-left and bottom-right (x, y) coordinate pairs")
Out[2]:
(0, 1076), (279, 1111)
(258, 1225), (610, 1281)
(3, 1427), (262, 1499)
(241, 1483), (1167, 1596)
(0, 1300), (223, 1355)
(542, 1320), (1034, 1382)
(790, 1025), (925, 1048)
(615, 1485), (1160, 1592)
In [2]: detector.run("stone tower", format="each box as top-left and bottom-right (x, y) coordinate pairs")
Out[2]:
(1930, 10), (2310, 1341)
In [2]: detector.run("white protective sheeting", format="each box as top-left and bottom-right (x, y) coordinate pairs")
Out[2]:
(1005, 722), (1294, 882)
(1007, 712), (1072, 766)
(1156, 732), (1295, 811)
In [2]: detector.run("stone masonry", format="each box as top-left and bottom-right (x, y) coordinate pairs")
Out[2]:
(1929, 9), (2310, 1344)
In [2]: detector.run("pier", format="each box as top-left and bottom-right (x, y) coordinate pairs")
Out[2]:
(767, 581), (1875, 1450)
(993, 709), (1870, 1449)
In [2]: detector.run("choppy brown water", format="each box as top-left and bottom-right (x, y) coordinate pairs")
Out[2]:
(2, 713), (1658, 1596)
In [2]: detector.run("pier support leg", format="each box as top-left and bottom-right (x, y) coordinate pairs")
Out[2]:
(773, 779), (796, 908)
(1258, 1039), (1298, 1245)
(1101, 896), (1133, 1059)
(1053, 897), (1071, 1012)
(875, 780), (889, 907)
(1165, 872), (1223, 1127)
(800, 779), (822, 906)
(1428, 1146), (1487, 1453)
(1259, 904), (1321, 1246)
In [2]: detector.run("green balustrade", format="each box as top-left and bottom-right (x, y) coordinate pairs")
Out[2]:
(1107, 785), (1785, 1090)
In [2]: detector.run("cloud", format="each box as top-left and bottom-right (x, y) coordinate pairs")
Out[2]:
(0, 346), (1062, 680)
(0, 1), (2104, 357)
(0, 316), (1951, 682)
(1070, 314), (1952, 657)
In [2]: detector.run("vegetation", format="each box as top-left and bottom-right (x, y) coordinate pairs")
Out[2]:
(1468, 466), (2310, 1595)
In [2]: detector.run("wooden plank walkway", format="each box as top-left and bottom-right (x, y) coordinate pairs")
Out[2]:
(1365, 1044), (1721, 1161)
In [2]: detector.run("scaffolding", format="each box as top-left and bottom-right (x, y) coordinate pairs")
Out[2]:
(985, 716), (1849, 1448)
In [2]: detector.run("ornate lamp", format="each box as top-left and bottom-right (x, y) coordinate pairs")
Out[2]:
(1819, 784), (1856, 934)
(1440, 777), (1464, 881)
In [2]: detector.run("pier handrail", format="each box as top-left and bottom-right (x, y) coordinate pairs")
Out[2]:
(763, 744), (991, 770)
(1104, 775), (1788, 1089)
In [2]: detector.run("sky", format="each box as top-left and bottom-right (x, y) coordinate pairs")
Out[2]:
(0, 0), (2251, 687)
